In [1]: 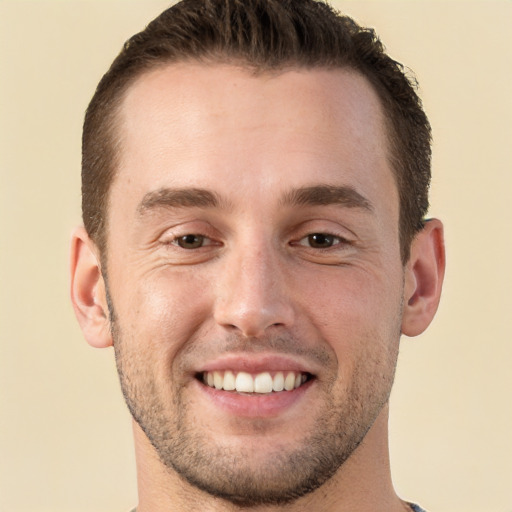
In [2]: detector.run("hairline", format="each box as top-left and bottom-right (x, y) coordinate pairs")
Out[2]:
(97, 57), (410, 269)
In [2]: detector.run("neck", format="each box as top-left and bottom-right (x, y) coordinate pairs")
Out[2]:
(133, 405), (409, 512)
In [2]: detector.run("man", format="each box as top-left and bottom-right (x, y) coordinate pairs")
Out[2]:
(70, 1), (445, 510)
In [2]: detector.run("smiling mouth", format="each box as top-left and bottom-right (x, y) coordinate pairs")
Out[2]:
(198, 370), (313, 394)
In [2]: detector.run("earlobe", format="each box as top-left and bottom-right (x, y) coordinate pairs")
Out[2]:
(401, 218), (446, 337)
(69, 226), (113, 348)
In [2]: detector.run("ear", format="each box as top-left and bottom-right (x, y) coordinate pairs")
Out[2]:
(402, 218), (446, 337)
(69, 226), (113, 348)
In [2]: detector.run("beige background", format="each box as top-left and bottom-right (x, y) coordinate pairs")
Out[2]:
(1, 1), (511, 511)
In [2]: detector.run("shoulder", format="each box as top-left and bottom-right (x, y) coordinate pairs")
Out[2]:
(409, 504), (427, 512)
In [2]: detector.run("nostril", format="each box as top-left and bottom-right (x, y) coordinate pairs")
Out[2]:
(214, 291), (295, 337)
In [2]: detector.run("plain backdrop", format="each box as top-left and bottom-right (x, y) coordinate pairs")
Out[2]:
(0, 1), (511, 511)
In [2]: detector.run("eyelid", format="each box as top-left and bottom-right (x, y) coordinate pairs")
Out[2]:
(289, 215), (357, 236)
(294, 233), (351, 248)
(170, 233), (217, 248)
(157, 221), (222, 247)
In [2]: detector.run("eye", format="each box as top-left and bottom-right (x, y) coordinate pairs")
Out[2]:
(300, 233), (341, 249)
(175, 234), (208, 249)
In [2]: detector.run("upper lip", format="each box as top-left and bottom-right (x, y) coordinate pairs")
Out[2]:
(196, 353), (318, 376)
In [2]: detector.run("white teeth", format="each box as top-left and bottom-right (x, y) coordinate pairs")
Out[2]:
(254, 372), (273, 393)
(284, 372), (296, 391)
(235, 372), (254, 392)
(223, 370), (236, 391)
(213, 371), (223, 390)
(202, 370), (308, 393)
(273, 371), (284, 392)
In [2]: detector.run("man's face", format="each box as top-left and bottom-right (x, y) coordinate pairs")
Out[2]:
(105, 64), (405, 505)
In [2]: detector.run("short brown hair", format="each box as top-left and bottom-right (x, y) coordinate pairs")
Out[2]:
(82, 0), (431, 263)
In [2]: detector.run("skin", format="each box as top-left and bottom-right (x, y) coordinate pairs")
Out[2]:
(70, 63), (445, 512)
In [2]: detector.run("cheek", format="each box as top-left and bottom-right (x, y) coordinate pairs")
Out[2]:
(112, 267), (214, 363)
(295, 267), (403, 364)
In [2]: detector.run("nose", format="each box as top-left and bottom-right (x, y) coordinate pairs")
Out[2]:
(213, 242), (295, 338)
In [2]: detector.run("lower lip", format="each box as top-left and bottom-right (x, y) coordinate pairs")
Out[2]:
(195, 379), (314, 418)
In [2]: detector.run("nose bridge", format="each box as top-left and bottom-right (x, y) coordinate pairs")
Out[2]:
(214, 235), (294, 337)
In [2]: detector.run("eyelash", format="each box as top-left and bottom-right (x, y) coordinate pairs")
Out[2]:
(294, 233), (350, 249)
(167, 233), (216, 250)
(164, 232), (350, 251)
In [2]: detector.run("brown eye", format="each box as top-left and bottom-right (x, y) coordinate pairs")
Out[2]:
(177, 234), (205, 249)
(307, 233), (336, 248)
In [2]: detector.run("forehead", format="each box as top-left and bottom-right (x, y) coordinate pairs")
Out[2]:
(113, 63), (395, 215)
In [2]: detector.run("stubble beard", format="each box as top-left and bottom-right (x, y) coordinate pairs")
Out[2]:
(107, 288), (400, 507)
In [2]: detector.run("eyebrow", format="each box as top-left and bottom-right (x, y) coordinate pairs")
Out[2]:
(137, 187), (230, 215)
(280, 185), (374, 212)
(136, 184), (373, 216)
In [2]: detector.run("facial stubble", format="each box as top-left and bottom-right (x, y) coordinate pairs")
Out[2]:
(106, 283), (401, 507)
